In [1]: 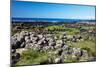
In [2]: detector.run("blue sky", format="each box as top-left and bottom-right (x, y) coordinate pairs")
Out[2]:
(11, 1), (96, 19)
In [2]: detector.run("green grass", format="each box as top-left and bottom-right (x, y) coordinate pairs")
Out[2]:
(69, 40), (96, 57)
(64, 55), (79, 63)
(16, 49), (48, 65)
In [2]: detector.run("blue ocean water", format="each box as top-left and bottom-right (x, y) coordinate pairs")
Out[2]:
(12, 17), (96, 23)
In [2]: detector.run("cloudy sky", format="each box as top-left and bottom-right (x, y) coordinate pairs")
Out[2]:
(11, 0), (96, 19)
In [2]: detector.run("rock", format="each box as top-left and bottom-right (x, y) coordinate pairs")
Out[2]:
(54, 49), (63, 56)
(25, 36), (30, 41)
(30, 34), (35, 40)
(12, 55), (15, 60)
(61, 45), (68, 50)
(29, 32), (35, 35)
(17, 35), (24, 42)
(49, 41), (56, 46)
(44, 41), (48, 45)
(11, 40), (21, 49)
(71, 38), (77, 42)
(48, 57), (53, 64)
(34, 44), (41, 51)
(59, 35), (63, 39)
(11, 49), (16, 53)
(11, 59), (17, 64)
(33, 36), (39, 41)
(48, 46), (54, 50)
(15, 53), (20, 59)
(43, 46), (50, 51)
(82, 50), (88, 56)
(55, 40), (64, 48)
(20, 37), (25, 43)
(16, 48), (28, 54)
(24, 31), (30, 36)
(49, 38), (55, 42)
(25, 43), (34, 48)
(72, 48), (82, 57)
(20, 31), (26, 36)
(58, 49), (63, 56)
(25, 39), (31, 44)
(62, 51), (68, 56)
(20, 42), (26, 48)
(54, 57), (61, 63)
(13, 33), (19, 38)
(14, 53), (20, 59)
(54, 36), (58, 40)
(38, 34), (44, 39)
(32, 40), (37, 44)
(37, 40), (43, 45)
(11, 53), (20, 64)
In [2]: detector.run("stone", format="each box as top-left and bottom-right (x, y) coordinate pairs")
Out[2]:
(55, 40), (64, 48)
(49, 41), (56, 46)
(72, 48), (82, 57)
(25, 36), (30, 41)
(82, 50), (88, 57)
(11, 49), (16, 54)
(37, 40), (43, 45)
(33, 36), (39, 41)
(43, 46), (50, 51)
(20, 42), (26, 48)
(38, 34), (44, 39)
(11, 40), (21, 49)
(14, 53), (20, 59)
(62, 51), (68, 56)
(54, 57), (61, 63)
(25, 43), (34, 48)
(54, 49), (63, 56)
(61, 45), (68, 50)
(54, 36), (58, 40)
(11, 59), (17, 64)
(71, 38), (77, 42)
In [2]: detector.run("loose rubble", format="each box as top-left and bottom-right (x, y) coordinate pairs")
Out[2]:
(11, 31), (94, 64)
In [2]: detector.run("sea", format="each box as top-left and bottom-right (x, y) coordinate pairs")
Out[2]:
(12, 17), (96, 23)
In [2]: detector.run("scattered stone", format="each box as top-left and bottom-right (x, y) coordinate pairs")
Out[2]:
(11, 31), (91, 64)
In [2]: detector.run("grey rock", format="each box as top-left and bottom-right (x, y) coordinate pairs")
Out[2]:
(54, 57), (61, 63)
(14, 53), (20, 59)
(11, 49), (16, 53)
(20, 42), (26, 48)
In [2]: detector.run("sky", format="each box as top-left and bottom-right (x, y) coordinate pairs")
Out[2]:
(11, 1), (96, 20)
